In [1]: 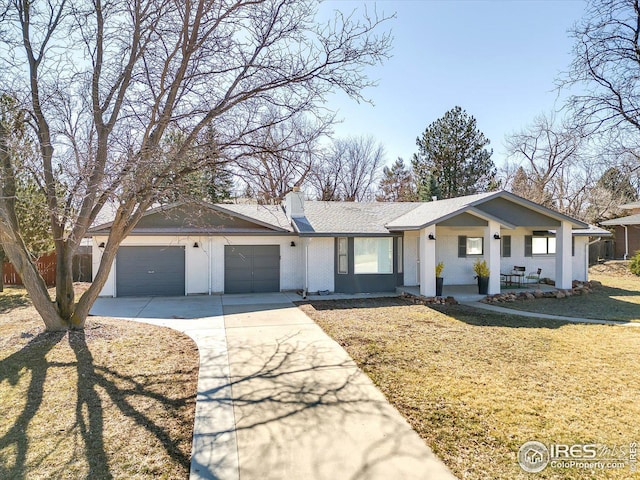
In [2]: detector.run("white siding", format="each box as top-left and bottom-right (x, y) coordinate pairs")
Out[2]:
(93, 234), (303, 296)
(436, 227), (487, 285)
(306, 237), (334, 292)
(400, 226), (589, 287)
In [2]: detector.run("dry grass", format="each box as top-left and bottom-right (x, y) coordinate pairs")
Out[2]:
(300, 298), (640, 480)
(0, 287), (199, 480)
(500, 265), (640, 322)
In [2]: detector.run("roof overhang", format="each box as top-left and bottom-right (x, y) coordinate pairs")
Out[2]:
(88, 201), (291, 235)
(385, 191), (587, 232)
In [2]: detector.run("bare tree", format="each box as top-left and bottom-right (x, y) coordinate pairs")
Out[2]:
(502, 113), (589, 216)
(0, 0), (392, 331)
(563, 0), (640, 143)
(308, 135), (384, 201)
(235, 111), (329, 204)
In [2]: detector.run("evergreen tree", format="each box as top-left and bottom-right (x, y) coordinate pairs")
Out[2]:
(376, 158), (417, 201)
(205, 163), (234, 203)
(412, 106), (497, 199)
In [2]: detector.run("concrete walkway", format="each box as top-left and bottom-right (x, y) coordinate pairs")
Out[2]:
(465, 301), (640, 327)
(91, 294), (456, 480)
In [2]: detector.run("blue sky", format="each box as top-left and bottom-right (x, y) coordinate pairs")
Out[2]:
(320, 0), (587, 168)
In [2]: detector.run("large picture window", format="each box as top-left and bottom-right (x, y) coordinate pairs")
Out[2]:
(354, 238), (393, 274)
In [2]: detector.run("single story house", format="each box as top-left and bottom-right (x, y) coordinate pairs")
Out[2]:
(600, 201), (640, 259)
(89, 189), (607, 297)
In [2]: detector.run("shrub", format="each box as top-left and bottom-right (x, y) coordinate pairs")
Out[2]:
(435, 262), (444, 277)
(473, 259), (490, 277)
(630, 252), (640, 276)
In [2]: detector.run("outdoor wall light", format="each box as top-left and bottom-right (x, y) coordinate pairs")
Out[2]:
(98, 242), (106, 249)
(428, 233), (436, 240)
(290, 241), (296, 247)
(493, 233), (501, 240)
(193, 242), (199, 248)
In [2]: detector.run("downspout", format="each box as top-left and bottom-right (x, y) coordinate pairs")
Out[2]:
(623, 225), (629, 260)
(208, 236), (212, 295)
(303, 237), (309, 299)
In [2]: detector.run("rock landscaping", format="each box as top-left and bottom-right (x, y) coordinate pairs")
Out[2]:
(481, 280), (602, 304)
(400, 292), (459, 305)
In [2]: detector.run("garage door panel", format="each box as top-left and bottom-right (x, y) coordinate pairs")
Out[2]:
(224, 245), (280, 294)
(252, 278), (280, 293)
(116, 246), (185, 297)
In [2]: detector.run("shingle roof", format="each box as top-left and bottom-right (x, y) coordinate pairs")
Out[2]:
(601, 213), (640, 226)
(88, 201), (293, 234)
(214, 204), (293, 232)
(292, 201), (421, 235)
(384, 191), (499, 230)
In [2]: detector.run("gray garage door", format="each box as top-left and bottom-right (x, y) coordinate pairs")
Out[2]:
(116, 246), (185, 297)
(224, 245), (280, 294)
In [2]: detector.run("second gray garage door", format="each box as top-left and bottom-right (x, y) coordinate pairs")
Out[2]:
(116, 246), (185, 297)
(224, 245), (280, 294)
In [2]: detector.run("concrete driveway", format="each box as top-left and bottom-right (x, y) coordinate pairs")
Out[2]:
(91, 294), (456, 480)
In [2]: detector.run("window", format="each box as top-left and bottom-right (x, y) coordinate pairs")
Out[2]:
(337, 237), (348, 274)
(397, 237), (403, 273)
(526, 235), (556, 256)
(532, 237), (555, 255)
(458, 236), (484, 257)
(354, 237), (393, 274)
(467, 237), (483, 255)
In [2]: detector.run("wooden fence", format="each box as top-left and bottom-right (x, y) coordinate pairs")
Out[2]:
(3, 252), (57, 286)
(2, 251), (92, 286)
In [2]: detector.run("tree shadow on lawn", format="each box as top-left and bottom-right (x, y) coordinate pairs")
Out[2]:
(0, 331), (65, 480)
(0, 292), (30, 314)
(0, 329), (193, 480)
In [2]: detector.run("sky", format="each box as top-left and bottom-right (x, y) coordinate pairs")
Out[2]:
(319, 0), (588, 168)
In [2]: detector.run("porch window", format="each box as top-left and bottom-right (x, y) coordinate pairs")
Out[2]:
(458, 236), (484, 257)
(532, 236), (556, 255)
(337, 237), (348, 274)
(354, 237), (393, 274)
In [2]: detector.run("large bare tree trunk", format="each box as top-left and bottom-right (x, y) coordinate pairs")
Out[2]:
(55, 243), (76, 325)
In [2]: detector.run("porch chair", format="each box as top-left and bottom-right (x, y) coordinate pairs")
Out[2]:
(513, 266), (526, 287)
(526, 268), (542, 286)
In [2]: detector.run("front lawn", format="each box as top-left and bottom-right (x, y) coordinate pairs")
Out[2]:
(0, 287), (199, 480)
(300, 298), (640, 480)
(498, 271), (640, 322)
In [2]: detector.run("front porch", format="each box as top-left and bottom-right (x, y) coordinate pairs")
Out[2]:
(397, 283), (558, 303)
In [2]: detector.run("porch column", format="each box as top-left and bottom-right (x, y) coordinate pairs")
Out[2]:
(485, 220), (501, 294)
(555, 220), (572, 289)
(419, 227), (436, 297)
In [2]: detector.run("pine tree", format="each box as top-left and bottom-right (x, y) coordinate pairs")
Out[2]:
(412, 106), (496, 199)
(376, 158), (417, 201)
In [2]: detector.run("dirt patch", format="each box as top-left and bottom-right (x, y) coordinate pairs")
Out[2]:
(589, 260), (634, 277)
